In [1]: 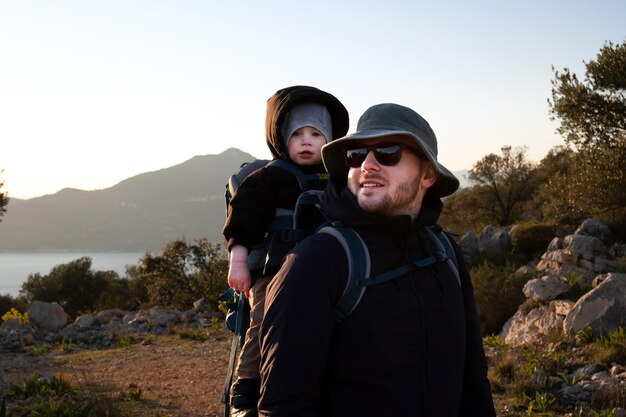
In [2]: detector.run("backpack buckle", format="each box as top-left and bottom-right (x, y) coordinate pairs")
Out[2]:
(435, 251), (448, 263)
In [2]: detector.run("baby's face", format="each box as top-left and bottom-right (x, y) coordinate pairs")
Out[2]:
(287, 126), (326, 166)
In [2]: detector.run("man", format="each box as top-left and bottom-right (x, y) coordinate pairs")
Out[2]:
(259, 103), (496, 416)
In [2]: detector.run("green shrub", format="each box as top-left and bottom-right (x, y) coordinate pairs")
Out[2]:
(471, 260), (529, 335)
(9, 374), (76, 399)
(0, 294), (28, 320)
(557, 272), (592, 301)
(117, 335), (133, 348)
(510, 221), (556, 259)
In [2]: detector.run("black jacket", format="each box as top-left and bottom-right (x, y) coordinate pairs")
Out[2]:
(223, 86), (349, 253)
(259, 179), (496, 417)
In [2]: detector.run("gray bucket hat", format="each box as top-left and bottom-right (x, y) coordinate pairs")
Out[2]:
(322, 103), (460, 197)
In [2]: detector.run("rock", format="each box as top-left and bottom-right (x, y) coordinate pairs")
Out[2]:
(550, 299), (575, 316)
(458, 231), (479, 265)
(150, 306), (181, 327)
(75, 314), (97, 329)
(559, 384), (590, 402)
(193, 298), (210, 312)
(563, 273), (626, 337)
(523, 275), (569, 302)
(590, 371), (618, 386)
(575, 218), (613, 244)
(0, 318), (24, 331)
(28, 301), (67, 332)
(478, 226), (511, 259)
(547, 237), (563, 252)
(564, 234), (610, 260)
(610, 364), (625, 376)
(20, 331), (36, 346)
(613, 243), (626, 259)
(500, 305), (563, 346)
(97, 308), (129, 323)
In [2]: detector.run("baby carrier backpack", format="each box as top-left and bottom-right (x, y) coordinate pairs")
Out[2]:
(220, 159), (326, 416)
(220, 162), (460, 416)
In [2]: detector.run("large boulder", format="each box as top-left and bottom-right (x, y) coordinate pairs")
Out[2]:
(28, 301), (67, 331)
(523, 275), (570, 302)
(458, 231), (480, 266)
(536, 231), (616, 283)
(478, 226), (511, 259)
(563, 273), (626, 337)
(500, 305), (564, 346)
(575, 218), (613, 244)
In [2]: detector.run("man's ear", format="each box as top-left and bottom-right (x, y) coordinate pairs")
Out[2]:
(421, 162), (437, 189)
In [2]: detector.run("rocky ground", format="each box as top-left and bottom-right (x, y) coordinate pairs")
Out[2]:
(1, 332), (232, 417)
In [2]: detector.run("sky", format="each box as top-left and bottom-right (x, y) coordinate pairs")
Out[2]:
(1, 1), (625, 200)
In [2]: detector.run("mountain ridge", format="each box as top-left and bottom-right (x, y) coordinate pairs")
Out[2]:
(0, 149), (469, 252)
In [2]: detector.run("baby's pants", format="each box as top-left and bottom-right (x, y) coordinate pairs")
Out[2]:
(235, 275), (270, 380)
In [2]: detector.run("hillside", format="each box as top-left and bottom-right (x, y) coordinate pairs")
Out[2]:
(0, 148), (253, 252)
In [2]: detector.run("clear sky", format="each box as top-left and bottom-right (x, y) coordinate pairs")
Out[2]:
(1, 1), (624, 199)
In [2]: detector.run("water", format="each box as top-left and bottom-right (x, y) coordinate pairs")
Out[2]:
(0, 253), (144, 297)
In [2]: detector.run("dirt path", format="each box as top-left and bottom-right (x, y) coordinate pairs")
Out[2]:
(1, 334), (233, 417)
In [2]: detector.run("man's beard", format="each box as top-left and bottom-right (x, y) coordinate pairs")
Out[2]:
(359, 173), (423, 218)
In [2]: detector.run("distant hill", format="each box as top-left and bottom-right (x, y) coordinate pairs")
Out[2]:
(0, 149), (470, 252)
(455, 169), (470, 189)
(0, 148), (253, 252)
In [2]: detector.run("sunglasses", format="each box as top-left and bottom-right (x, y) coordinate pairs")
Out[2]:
(345, 143), (423, 168)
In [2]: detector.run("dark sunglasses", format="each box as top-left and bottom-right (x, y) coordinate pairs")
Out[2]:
(344, 143), (421, 168)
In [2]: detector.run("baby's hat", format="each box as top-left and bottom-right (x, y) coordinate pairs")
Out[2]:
(281, 103), (333, 147)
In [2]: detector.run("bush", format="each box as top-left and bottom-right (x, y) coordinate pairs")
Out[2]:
(510, 221), (556, 259)
(20, 256), (119, 317)
(0, 293), (28, 319)
(126, 238), (228, 311)
(471, 260), (530, 335)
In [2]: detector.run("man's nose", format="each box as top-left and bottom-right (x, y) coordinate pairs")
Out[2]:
(361, 150), (379, 169)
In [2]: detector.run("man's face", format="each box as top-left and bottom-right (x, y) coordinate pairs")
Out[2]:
(346, 136), (436, 219)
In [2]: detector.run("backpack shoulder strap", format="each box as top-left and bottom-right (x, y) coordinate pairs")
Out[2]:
(268, 159), (326, 191)
(424, 225), (461, 287)
(225, 159), (270, 209)
(318, 223), (461, 323)
(317, 224), (371, 322)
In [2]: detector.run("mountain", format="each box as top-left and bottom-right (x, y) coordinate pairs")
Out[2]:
(455, 169), (470, 189)
(0, 149), (470, 253)
(0, 148), (254, 252)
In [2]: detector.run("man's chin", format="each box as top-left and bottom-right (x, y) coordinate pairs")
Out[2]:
(357, 195), (383, 213)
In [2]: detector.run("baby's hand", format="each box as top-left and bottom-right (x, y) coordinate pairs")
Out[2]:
(228, 260), (252, 298)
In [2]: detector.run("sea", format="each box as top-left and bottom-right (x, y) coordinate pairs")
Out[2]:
(0, 253), (145, 297)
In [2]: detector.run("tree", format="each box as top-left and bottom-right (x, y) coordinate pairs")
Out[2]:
(524, 146), (579, 223)
(467, 146), (535, 226)
(0, 169), (8, 221)
(20, 257), (115, 317)
(549, 40), (626, 150)
(548, 40), (626, 230)
(127, 238), (228, 311)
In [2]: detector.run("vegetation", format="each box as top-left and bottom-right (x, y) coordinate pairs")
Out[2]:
(470, 260), (530, 335)
(20, 257), (145, 318)
(441, 39), (626, 240)
(1, 307), (28, 324)
(0, 169), (7, 222)
(10, 238), (229, 319)
(547, 40), (626, 234)
(3, 373), (133, 417)
(126, 238), (229, 311)
(510, 221), (557, 260)
(487, 327), (626, 416)
(468, 145), (536, 226)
